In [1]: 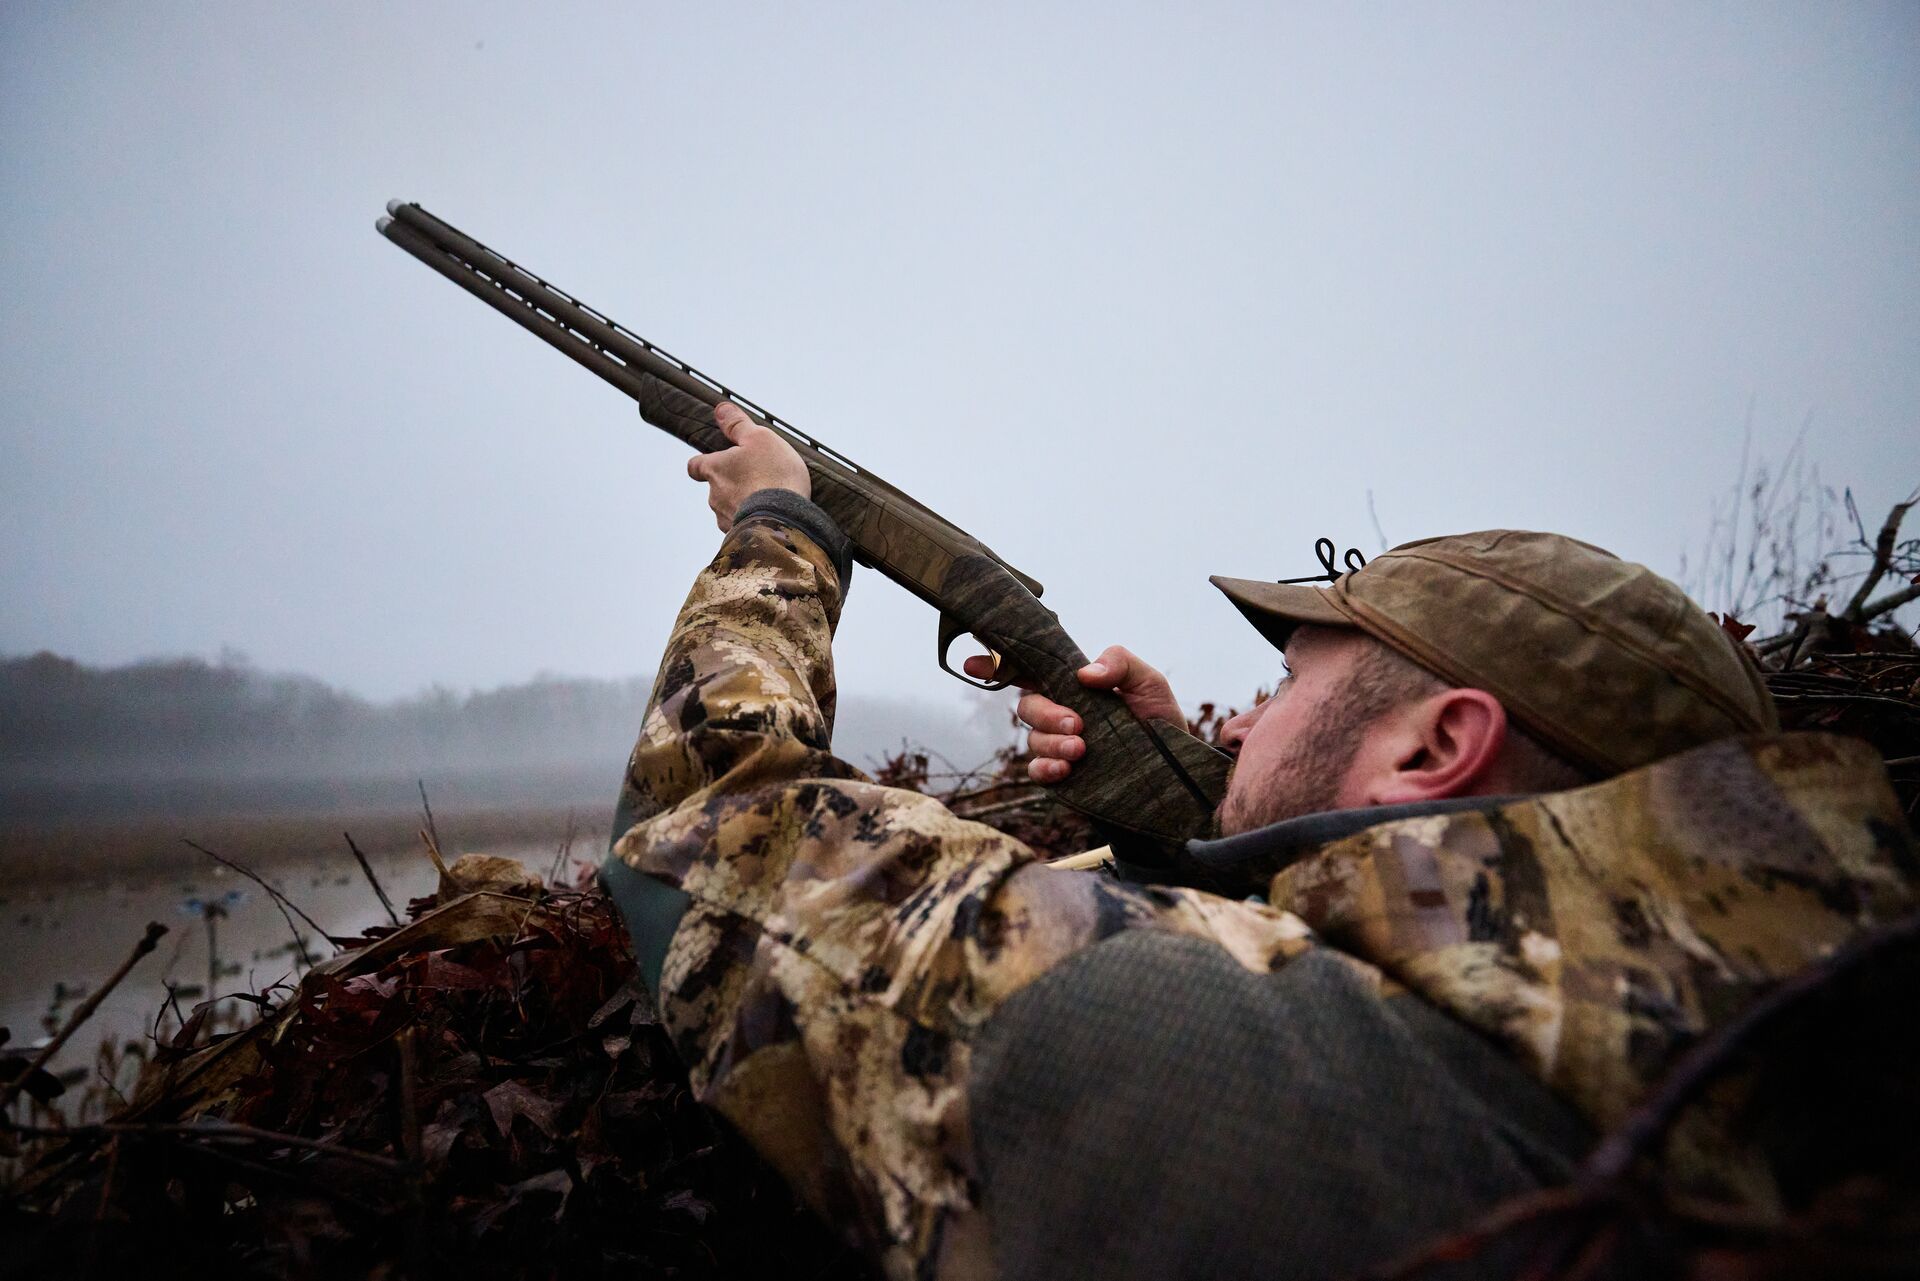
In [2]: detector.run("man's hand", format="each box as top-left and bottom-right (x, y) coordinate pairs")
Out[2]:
(962, 645), (1183, 783)
(686, 402), (811, 530)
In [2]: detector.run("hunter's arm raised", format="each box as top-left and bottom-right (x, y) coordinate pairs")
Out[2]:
(601, 497), (1313, 1277)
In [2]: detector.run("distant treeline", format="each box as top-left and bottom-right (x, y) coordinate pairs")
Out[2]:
(0, 651), (1003, 789)
(0, 651), (654, 782)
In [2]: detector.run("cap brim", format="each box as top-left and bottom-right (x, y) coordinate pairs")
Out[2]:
(1209, 575), (1359, 653)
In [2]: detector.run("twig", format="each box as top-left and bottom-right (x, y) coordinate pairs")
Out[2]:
(1782, 650), (1920, 664)
(1782, 604), (1826, 669)
(1755, 581), (1920, 659)
(284, 912), (314, 970)
(396, 1026), (429, 1268)
(1527, 1216), (1626, 1281)
(907, 769), (1025, 783)
(953, 794), (1056, 823)
(1768, 691), (1920, 713)
(396, 1032), (423, 1167)
(547, 810), (579, 888)
(163, 1137), (392, 1216)
(1367, 488), (1389, 552)
(204, 898), (221, 1002)
(1361, 1186), (1593, 1280)
(418, 779), (442, 853)
(83, 1134), (123, 1281)
(1763, 560), (1920, 655)
(421, 826), (450, 882)
(1841, 499), (1913, 620)
(157, 983), (186, 1040)
(1861, 579), (1920, 624)
(345, 831), (401, 926)
(2, 1117), (412, 1176)
(944, 779), (1044, 807)
(183, 839), (328, 941)
(207, 852), (311, 972)
(1361, 909), (1920, 1280)
(0, 922), (166, 1112)
(1609, 907), (1917, 1175)
(93, 1051), (130, 1111)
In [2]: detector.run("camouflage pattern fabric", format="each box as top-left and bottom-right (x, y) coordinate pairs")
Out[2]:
(1265, 732), (1918, 1211)
(607, 513), (1317, 1279)
(609, 511), (1918, 1277)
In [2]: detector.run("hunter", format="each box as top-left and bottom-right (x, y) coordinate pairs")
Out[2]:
(600, 404), (1916, 1280)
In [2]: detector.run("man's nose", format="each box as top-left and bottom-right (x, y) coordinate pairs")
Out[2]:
(1219, 705), (1262, 755)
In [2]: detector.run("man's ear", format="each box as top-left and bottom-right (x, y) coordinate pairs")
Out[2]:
(1360, 689), (1509, 806)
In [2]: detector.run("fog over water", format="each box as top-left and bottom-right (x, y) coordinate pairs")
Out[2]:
(0, 651), (1010, 822)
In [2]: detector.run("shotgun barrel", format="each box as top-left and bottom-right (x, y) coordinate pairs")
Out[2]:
(377, 200), (1232, 861)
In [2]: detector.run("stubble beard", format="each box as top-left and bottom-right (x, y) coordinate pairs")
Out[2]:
(1215, 708), (1366, 836)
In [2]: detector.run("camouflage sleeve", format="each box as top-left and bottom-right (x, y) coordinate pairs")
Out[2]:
(605, 509), (1318, 1279)
(609, 505), (854, 840)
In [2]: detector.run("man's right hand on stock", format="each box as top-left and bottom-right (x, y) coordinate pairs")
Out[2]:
(962, 645), (1189, 783)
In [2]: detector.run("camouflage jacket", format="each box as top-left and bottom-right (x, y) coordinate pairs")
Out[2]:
(604, 504), (1918, 1280)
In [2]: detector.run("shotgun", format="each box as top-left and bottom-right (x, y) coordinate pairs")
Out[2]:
(376, 200), (1230, 860)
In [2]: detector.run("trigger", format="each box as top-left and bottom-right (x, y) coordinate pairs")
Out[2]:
(938, 614), (1010, 690)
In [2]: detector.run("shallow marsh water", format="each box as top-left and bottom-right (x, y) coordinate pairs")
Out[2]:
(1, 829), (590, 1108)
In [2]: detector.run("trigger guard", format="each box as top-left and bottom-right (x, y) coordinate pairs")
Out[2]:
(938, 620), (1011, 691)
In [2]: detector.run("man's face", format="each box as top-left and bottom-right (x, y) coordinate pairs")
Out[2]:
(1216, 625), (1379, 835)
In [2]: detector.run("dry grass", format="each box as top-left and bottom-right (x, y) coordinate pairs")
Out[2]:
(0, 805), (596, 887)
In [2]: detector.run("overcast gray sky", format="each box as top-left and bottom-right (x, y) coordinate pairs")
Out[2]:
(3, 2), (1916, 722)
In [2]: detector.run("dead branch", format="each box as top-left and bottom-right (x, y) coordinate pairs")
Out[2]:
(1863, 579), (1920, 624)
(1756, 576), (1919, 662)
(395, 1029), (422, 1170)
(1361, 1186), (1598, 1280)
(418, 778), (442, 852)
(547, 810), (579, 887)
(952, 794), (1055, 824)
(1782, 605), (1824, 668)
(1591, 917), (1918, 1180)
(943, 779), (1044, 807)
(0, 922), (166, 1113)
(1842, 498), (1914, 620)
(344, 831), (401, 926)
(1, 1117), (413, 1177)
(163, 1138), (392, 1217)
(183, 839), (328, 944)
(1360, 908), (1920, 1281)
(1768, 691), (1920, 714)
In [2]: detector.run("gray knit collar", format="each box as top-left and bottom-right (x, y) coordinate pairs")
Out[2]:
(1178, 794), (1524, 894)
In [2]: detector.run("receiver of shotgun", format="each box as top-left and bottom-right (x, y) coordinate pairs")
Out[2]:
(377, 200), (1230, 859)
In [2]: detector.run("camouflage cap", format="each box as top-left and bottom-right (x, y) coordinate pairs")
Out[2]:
(1210, 529), (1779, 777)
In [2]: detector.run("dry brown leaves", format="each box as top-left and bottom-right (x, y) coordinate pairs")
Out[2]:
(2, 878), (870, 1281)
